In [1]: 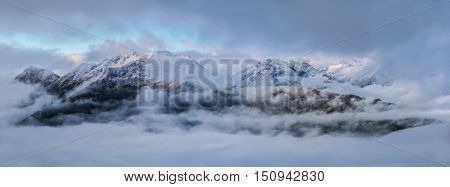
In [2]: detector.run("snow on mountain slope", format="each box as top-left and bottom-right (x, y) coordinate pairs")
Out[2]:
(15, 66), (60, 87)
(239, 59), (323, 87)
(324, 59), (391, 87)
(15, 51), (211, 102)
(238, 58), (391, 88)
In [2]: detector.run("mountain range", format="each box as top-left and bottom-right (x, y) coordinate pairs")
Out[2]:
(239, 58), (390, 88)
(13, 51), (434, 136)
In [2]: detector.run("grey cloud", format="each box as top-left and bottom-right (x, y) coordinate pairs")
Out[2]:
(1, 106), (449, 166)
(1, 0), (448, 54)
(0, 44), (75, 77)
(83, 32), (169, 62)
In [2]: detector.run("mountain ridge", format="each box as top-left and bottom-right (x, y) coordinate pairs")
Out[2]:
(14, 52), (425, 123)
(12, 52), (435, 137)
(238, 58), (391, 88)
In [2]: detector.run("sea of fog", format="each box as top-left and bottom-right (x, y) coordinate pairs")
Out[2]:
(0, 77), (449, 166)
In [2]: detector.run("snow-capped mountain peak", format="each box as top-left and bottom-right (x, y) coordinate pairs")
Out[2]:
(15, 66), (60, 86)
(103, 52), (146, 68)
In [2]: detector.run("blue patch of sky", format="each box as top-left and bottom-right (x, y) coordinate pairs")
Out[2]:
(0, 20), (225, 54)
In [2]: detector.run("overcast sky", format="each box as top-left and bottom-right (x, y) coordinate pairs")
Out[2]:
(0, 0), (449, 81)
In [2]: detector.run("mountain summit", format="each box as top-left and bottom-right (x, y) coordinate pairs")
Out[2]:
(15, 66), (60, 87)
